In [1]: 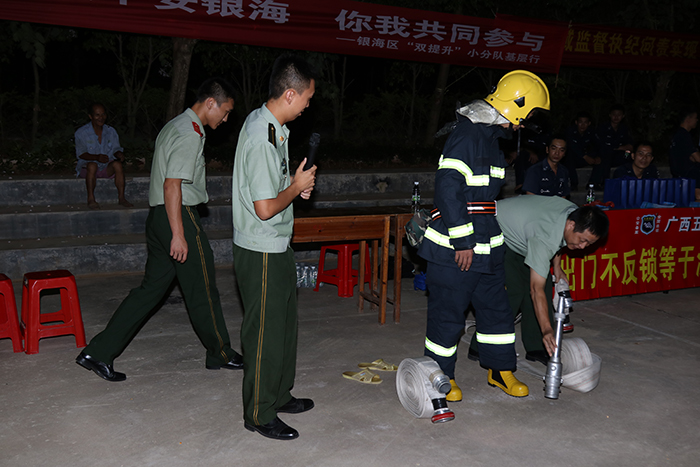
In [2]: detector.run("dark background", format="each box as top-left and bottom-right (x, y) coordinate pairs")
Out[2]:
(0, 0), (698, 175)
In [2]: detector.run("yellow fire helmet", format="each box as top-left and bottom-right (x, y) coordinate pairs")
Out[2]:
(484, 70), (550, 125)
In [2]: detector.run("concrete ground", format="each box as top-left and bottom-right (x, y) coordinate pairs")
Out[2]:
(1, 267), (699, 467)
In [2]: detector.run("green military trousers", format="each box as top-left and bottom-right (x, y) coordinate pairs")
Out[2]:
(233, 244), (297, 426)
(84, 205), (237, 368)
(503, 245), (555, 353)
(470, 245), (554, 354)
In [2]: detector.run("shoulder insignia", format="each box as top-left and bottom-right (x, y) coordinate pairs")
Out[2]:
(268, 123), (277, 148)
(192, 122), (203, 137)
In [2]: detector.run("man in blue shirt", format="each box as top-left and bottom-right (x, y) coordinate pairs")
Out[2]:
(523, 135), (570, 198)
(511, 127), (550, 194)
(564, 111), (598, 190)
(613, 142), (660, 180)
(591, 104), (634, 189)
(669, 108), (700, 201)
(75, 103), (132, 209)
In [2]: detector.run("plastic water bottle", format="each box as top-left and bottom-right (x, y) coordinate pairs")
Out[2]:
(586, 184), (595, 204)
(411, 181), (421, 213)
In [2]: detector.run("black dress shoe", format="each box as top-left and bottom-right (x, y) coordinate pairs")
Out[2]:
(76, 352), (126, 382)
(206, 350), (243, 370)
(276, 397), (314, 414)
(525, 350), (550, 365)
(244, 416), (299, 440)
(467, 347), (480, 362)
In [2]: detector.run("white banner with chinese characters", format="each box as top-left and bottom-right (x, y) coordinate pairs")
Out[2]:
(562, 208), (700, 301)
(0, 0), (568, 73)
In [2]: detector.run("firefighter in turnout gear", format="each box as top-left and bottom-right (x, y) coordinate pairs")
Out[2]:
(418, 70), (550, 400)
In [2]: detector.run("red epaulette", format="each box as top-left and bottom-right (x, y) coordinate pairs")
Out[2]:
(192, 121), (203, 137)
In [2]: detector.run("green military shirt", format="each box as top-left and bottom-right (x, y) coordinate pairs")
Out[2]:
(495, 196), (577, 279)
(148, 108), (209, 207)
(232, 103), (293, 253)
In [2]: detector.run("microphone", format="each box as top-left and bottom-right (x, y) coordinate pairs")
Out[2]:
(304, 133), (320, 170)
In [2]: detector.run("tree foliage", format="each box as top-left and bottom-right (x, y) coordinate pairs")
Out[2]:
(0, 0), (698, 173)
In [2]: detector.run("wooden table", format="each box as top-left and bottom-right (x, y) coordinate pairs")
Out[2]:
(292, 207), (413, 324)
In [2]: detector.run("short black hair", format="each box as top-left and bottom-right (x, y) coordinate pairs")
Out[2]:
(634, 141), (654, 153)
(548, 134), (567, 146)
(575, 111), (592, 122)
(678, 106), (698, 125)
(196, 78), (235, 106)
(88, 103), (105, 115)
(609, 103), (626, 114)
(567, 206), (609, 239)
(268, 54), (315, 100)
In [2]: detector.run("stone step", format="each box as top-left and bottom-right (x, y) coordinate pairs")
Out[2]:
(0, 201), (227, 240)
(0, 231), (230, 280)
(2, 164), (645, 279)
(0, 175), (226, 207)
(0, 170), (436, 207)
(0, 170), (438, 279)
(0, 230), (341, 280)
(0, 193), (437, 240)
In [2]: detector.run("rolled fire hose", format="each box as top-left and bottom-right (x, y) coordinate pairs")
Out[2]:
(518, 338), (601, 394)
(560, 337), (602, 393)
(396, 357), (455, 423)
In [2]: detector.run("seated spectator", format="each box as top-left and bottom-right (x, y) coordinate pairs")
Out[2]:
(522, 135), (570, 198)
(563, 111), (598, 190)
(669, 107), (700, 201)
(612, 142), (660, 180)
(511, 126), (550, 194)
(75, 103), (132, 209)
(591, 104), (634, 189)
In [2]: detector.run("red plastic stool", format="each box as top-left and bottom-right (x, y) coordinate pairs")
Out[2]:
(20, 269), (87, 355)
(0, 274), (24, 353)
(314, 243), (371, 297)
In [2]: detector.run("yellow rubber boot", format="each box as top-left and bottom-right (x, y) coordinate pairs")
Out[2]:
(487, 370), (529, 397)
(446, 379), (462, 402)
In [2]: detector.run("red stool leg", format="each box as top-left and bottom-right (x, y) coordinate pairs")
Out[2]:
(21, 276), (41, 355)
(347, 244), (371, 289)
(64, 274), (87, 348)
(0, 275), (23, 353)
(335, 245), (353, 298)
(314, 244), (362, 298)
(363, 244), (371, 283)
(313, 246), (329, 292)
(21, 270), (86, 354)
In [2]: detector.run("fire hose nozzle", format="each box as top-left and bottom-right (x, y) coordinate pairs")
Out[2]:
(430, 398), (455, 423)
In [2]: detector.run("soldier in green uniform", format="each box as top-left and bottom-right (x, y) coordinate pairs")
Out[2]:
(469, 196), (609, 362)
(76, 78), (243, 382)
(232, 54), (317, 441)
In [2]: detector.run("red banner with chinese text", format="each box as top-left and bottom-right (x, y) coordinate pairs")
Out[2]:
(562, 23), (699, 73)
(562, 208), (700, 301)
(2, 2), (697, 73)
(0, 0), (565, 74)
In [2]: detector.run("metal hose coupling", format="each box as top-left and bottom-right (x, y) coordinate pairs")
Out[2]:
(544, 287), (573, 399)
(397, 357), (455, 423)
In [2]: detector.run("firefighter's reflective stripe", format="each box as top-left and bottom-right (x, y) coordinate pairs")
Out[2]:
(425, 228), (504, 255)
(476, 332), (516, 345)
(438, 156), (489, 186)
(424, 227), (454, 249)
(448, 223), (474, 239)
(490, 166), (505, 179)
(489, 233), (505, 248)
(472, 243), (490, 255)
(425, 337), (457, 357)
